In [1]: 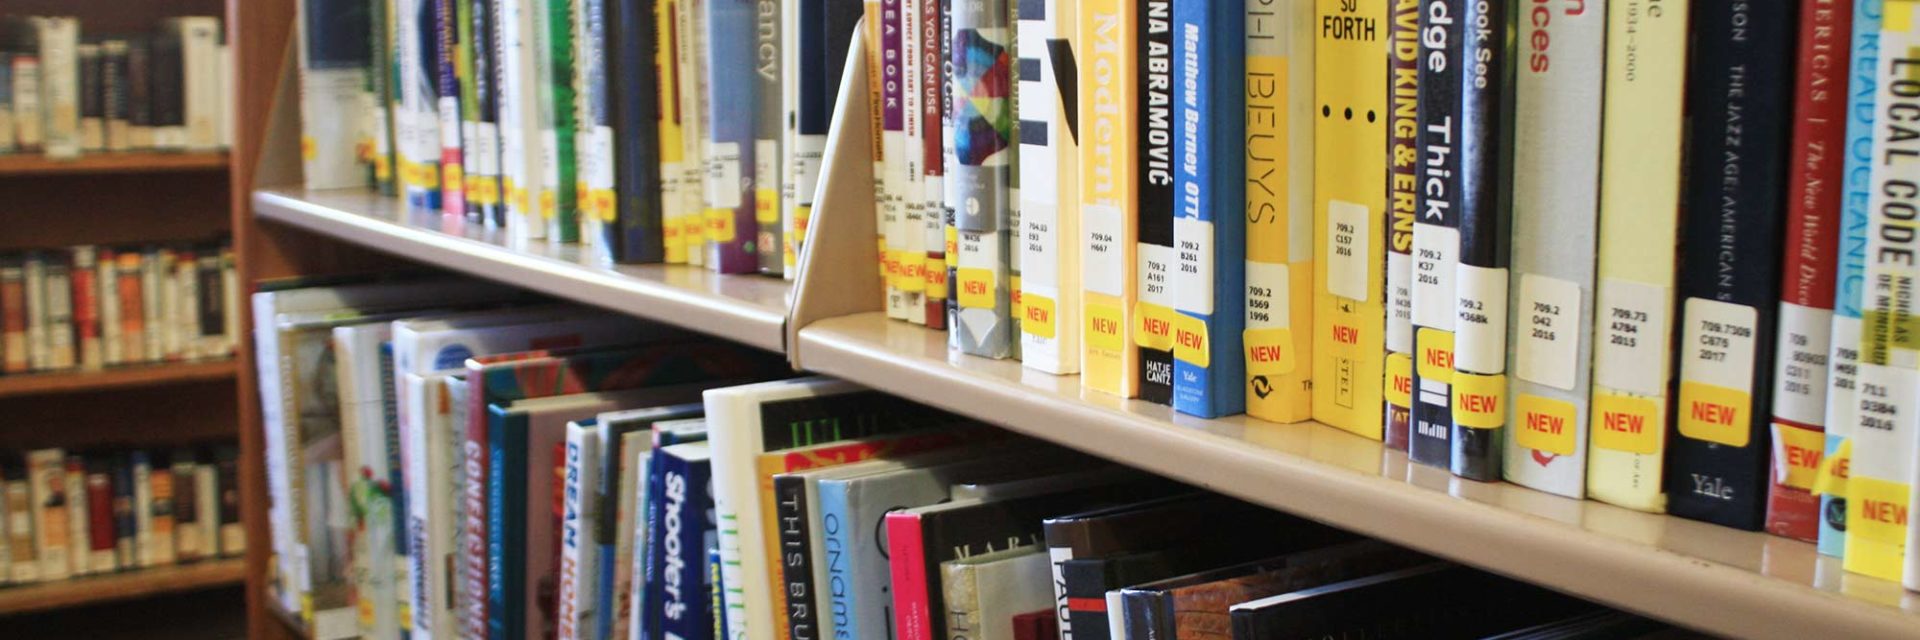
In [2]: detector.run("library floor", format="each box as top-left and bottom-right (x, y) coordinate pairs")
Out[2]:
(0, 586), (245, 639)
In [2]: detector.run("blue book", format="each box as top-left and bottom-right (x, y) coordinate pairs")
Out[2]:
(487, 405), (523, 640)
(704, 0), (762, 273)
(1822, 0), (1881, 558)
(645, 441), (716, 640)
(815, 478), (860, 640)
(592, 404), (705, 640)
(1169, 0), (1246, 418)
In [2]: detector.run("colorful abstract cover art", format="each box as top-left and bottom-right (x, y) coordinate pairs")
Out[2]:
(952, 13), (1018, 357)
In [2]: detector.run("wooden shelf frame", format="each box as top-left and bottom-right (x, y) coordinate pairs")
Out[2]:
(0, 360), (238, 399)
(0, 152), (230, 177)
(0, 558), (245, 617)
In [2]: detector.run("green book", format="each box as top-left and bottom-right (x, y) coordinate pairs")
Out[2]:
(534, 0), (579, 242)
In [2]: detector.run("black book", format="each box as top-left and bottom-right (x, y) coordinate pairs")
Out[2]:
(126, 35), (152, 150)
(215, 445), (242, 556)
(1665, 0), (1796, 531)
(1228, 564), (1594, 640)
(111, 451), (136, 568)
(773, 473), (819, 640)
(370, 0), (396, 194)
(149, 30), (184, 151)
(1117, 540), (1428, 640)
(610, 0), (665, 263)
(821, 0), (862, 115)
(1135, 0), (1176, 406)
(466, 0), (500, 219)
(102, 40), (129, 150)
(78, 42), (102, 151)
(1408, 0), (1459, 468)
(1445, 0), (1515, 482)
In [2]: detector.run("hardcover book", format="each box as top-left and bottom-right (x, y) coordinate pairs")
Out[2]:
(611, 0), (667, 263)
(1227, 564), (1592, 639)
(1586, 0), (1688, 514)
(924, 0), (949, 329)
(940, 547), (1053, 640)
(1768, 0), (1852, 542)
(656, 0), (691, 264)
(1666, 0), (1794, 531)
(1170, 0), (1249, 418)
(705, 0), (762, 273)
(1115, 540), (1426, 640)
(1242, 0), (1314, 424)
(435, 0), (468, 216)
(398, 0), (444, 211)
(534, 0), (579, 241)
(1135, 0), (1177, 405)
(498, 0), (546, 242)
(951, 0), (1018, 358)
(1310, 0), (1388, 439)
(1408, 0), (1460, 466)
(1017, 0), (1083, 374)
(755, 0), (785, 277)
(1822, 0), (1880, 557)
(1078, 0), (1140, 397)
(575, 0), (616, 253)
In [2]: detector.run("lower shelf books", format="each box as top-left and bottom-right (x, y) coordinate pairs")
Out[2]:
(0, 240), (237, 375)
(0, 442), (241, 587)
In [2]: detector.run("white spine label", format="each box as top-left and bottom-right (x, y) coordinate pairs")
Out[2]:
(1246, 262), (1290, 329)
(1326, 199), (1371, 301)
(707, 141), (743, 210)
(1679, 298), (1759, 392)
(1173, 216), (1213, 315)
(1515, 273), (1582, 391)
(1139, 243), (1177, 309)
(1773, 302), (1833, 426)
(1084, 203), (1124, 296)
(1387, 251), (1414, 353)
(1411, 223), (1458, 330)
(1825, 314), (1862, 438)
(1594, 278), (1673, 396)
(1454, 264), (1509, 373)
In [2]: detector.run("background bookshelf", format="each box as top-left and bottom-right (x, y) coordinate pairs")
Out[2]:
(221, 25), (1920, 638)
(0, 0), (248, 628)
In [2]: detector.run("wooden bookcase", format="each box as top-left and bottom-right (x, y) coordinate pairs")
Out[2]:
(0, 0), (248, 624)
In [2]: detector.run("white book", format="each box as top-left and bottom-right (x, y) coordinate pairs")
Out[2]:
(26, 449), (68, 581)
(196, 464), (218, 563)
(166, 17), (224, 150)
(45, 263), (73, 370)
(98, 252), (121, 366)
(941, 547), (1052, 640)
(395, 0), (443, 211)
(4, 475), (35, 583)
(1501, 0), (1604, 499)
(141, 250), (164, 363)
(558, 421), (604, 640)
(1017, 0), (1079, 373)
(131, 454), (153, 568)
(610, 428), (651, 640)
(31, 17), (79, 159)
(63, 457), (86, 576)
(11, 56), (42, 152)
(24, 255), (46, 371)
(898, 0), (927, 324)
(295, 0), (373, 188)
(402, 373), (461, 640)
(333, 322), (404, 640)
(624, 445), (652, 640)
(498, 0), (548, 242)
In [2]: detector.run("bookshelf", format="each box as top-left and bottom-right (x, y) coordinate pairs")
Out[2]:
(0, 360), (237, 399)
(0, 558), (244, 616)
(0, 152), (229, 176)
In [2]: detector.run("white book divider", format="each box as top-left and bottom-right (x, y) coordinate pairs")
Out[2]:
(787, 19), (881, 367)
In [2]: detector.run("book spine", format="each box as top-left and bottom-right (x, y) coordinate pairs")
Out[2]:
(659, 0), (691, 264)
(403, 380), (438, 640)
(1848, 2), (1920, 580)
(578, 0), (618, 255)
(4, 471), (35, 583)
(174, 19), (223, 150)
(499, 0), (547, 242)
(298, 0), (377, 189)
(756, 0), (786, 276)
(883, 512), (931, 640)
(790, 0), (835, 277)
(1768, 0), (1852, 542)
(469, 0), (505, 222)
(928, 0), (953, 331)
(681, 0), (709, 267)
(27, 449), (69, 581)
(152, 30), (184, 150)
(1824, 0), (1881, 558)
(115, 254), (145, 364)
(654, 449), (716, 640)
(1503, 0), (1604, 499)
(216, 447), (243, 557)
(1408, 0), (1460, 466)
(558, 426), (600, 640)
(85, 460), (114, 572)
(37, 18), (79, 159)
(706, 0), (762, 272)
(460, 380), (491, 639)
(457, 0), (483, 221)
(1586, 0), (1689, 514)
(883, 0), (911, 318)
(1311, 0), (1388, 439)
(62, 457), (86, 575)
(171, 456), (200, 562)
(79, 43), (101, 151)
(1134, 0), (1176, 404)
(1079, 0), (1141, 397)
(1170, 0), (1247, 418)
(613, 0), (667, 263)
(12, 56), (41, 153)
(46, 263), (72, 370)
(1666, 0), (1794, 531)
(775, 475), (819, 640)
(0, 261), (24, 374)
(536, 0), (580, 242)
(111, 454), (134, 570)
(0, 51), (14, 154)
(24, 255), (46, 371)
(103, 42), (128, 151)
(1383, 0), (1418, 449)
(1007, 2), (1025, 365)
(1445, 0), (1513, 482)
(400, 0), (445, 211)
(952, 0), (1017, 358)
(1018, 0), (1083, 374)
(141, 250), (164, 363)
(371, 0), (398, 193)
(940, 558), (981, 640)
(901, 0), (929, 323)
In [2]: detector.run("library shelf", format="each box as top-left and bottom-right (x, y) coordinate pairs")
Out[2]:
(0, 152), (230, 177)
(0, 558), (245, 616)
(251, 186), (792, 353)
(791, 311), (1920, 640)
(0, 360), (238, 399)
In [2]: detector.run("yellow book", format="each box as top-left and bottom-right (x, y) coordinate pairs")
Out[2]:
(1586, 0), (1689, 513)
(1309, 0), (1387, 438)
(1079, 0), (1140, 397)
(658, 0), (688, 264)
(1243, 0), (1314, 423)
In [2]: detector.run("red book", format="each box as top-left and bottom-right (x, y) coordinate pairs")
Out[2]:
(885, 510), (935, 640)
(69, 248), (101, 369)
(86, 461), (114, 559)
(1766, 0), (1853, 542)
(1011, 610), (1057, 640)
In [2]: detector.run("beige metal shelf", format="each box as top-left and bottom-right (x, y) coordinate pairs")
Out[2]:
(251, 186), (792, 353)
(792, 311), (1920, 640)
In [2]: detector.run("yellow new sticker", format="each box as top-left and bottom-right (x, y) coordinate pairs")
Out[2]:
(301, 135), (316, 161)
(1450, 372), (1506, 429)
(1591, 391), (1662, 454)
(593, 190), (616, 222)
(897, 251), (925, 292)
(878, 238), (889, 277)
(946, 225), (959, 257)
(1844, 475), (1911, 581)
(540, 191), (558, 221)
(958, 267), (992, 308)
(684, 217), (707, 250)
(1677, 381), (1751, 447)
(1771, 423), (1825, 491)
(1244, 328), (1297, 376)
(1087, 302), (1126, 352)
(443, 163), (464, 196)
(1515, 394), (1577, 456)
(1133, 303), (1177, 351)
(1383, 352), (1412, 408)
(1813, 438), (1852, 497)
(756, 189), (779, 224)
(708, 208), (735, 243)
(925, 259), (949, 301)
(374, 155), (392, 181)
(1173, 314), (1208, 367)
(1011, 276), (1024, 326)
(1024, 294), (1058, 339)
(1415, 328), (1454, 383)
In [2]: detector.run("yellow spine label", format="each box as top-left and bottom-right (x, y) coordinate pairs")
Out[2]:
(1246, 328), (1299, 377)
(301, 135), (316, 161)
(1415, 328), (1453, 383)
(1311, 0), (1388, 438)
(1676, 381), (1751, 448)
(1087, 302), (1126, 354)
(1771, 423), (1825, 491)
(1515, 394), (1577, 456)
(879, 238), (890, 278)
(708, 208), (735, 242)
(898, 250), (926, 293)
(683, 216), (707, 253)
(541, 190), (559, 221)
(1814, 438), (1852, 497)
(1384, 352), (1413, 409)
(960, 267), (996, 309)
(1011, 275), (1025, 326)
(1025, 294), (1059, 338)
(1134, 302), (1177, 351)
(1591, 391), (1662, 455)
(1173, 314), (1209, 367)
(756, 188), (780, 224)
(927, 257), (950, 301)
(1450, 372), (1505, 429)
(1844, 475), (1911, 580)
(664, 216), (685, 262)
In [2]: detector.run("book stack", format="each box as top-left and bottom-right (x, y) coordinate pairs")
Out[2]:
(245, 282), (1678, 639)
(0, 15), (231, 159)
(0, 240), (237, 376)
(0, 443), (243, 587)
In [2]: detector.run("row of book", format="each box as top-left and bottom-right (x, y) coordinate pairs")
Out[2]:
(0, 241), (239, 375)
(0, 16), (231, 158)
(0, 443), (244, 586)
(297, 0), (864, 272)
(247, 275), (1677, 640)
